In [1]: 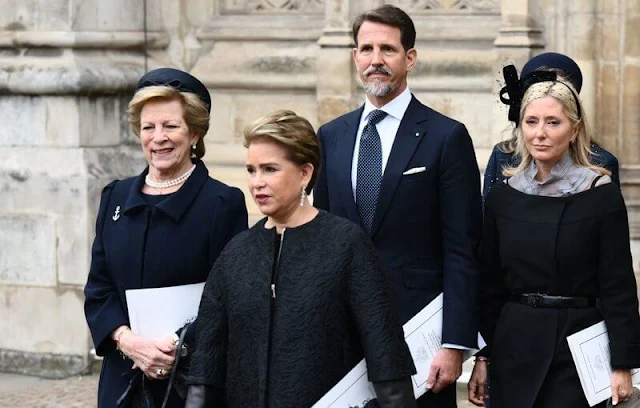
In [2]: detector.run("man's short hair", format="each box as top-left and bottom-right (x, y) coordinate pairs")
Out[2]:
(352, 5), (416, 51)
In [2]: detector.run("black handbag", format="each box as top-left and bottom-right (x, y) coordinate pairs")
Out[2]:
(117, 324), (191, 408)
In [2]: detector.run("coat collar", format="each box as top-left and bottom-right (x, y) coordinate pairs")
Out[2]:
(123, 159), (208, 221)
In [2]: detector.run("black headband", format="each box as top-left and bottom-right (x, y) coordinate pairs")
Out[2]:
(499, 64), (581, 126)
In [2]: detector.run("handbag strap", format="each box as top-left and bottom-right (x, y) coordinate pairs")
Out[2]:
(161, 323), (190, 408)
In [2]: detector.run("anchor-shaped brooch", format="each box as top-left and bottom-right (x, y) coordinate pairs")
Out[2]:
(112, 205), (121, 221)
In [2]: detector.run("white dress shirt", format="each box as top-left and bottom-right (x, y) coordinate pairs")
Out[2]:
(350, 87), (412, 200)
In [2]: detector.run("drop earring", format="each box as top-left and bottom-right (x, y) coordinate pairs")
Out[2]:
(300, 186), (307, 207)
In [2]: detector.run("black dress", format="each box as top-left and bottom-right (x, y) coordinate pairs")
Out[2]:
(187, 210), (416, 407)
(480, 182), (640, 408)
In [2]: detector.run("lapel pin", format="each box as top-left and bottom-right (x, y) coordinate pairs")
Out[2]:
(415, 132), (420, 137)
(112, 205), (121, 221)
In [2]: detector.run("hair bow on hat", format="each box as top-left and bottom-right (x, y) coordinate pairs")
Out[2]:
(499, 65), (557, 126)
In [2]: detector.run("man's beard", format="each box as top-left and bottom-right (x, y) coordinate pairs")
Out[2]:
(363, 81), (396, 97)
(361, 65), (396, 97)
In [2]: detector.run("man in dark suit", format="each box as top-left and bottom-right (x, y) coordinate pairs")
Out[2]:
(313, 5), (482, 407)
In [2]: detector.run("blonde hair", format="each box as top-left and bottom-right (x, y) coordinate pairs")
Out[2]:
(497, 69), (603, 155)
(243, 110), (321, 194)
(127, 86), (210, 159)
(503, 81), (610, 177)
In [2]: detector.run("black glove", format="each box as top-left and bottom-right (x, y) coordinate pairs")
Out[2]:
(185, 385), (221, 408)
(371, 377), (416, 408)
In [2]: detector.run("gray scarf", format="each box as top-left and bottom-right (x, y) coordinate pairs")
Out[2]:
(508, 153), (606, 197)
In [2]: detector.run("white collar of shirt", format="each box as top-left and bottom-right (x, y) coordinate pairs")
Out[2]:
(351, 87), (412, 198)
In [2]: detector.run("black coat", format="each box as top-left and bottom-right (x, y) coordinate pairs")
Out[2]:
(84, 159), (248, 408)
(187, 210), (416, 408)
(480, 182), (640, 408)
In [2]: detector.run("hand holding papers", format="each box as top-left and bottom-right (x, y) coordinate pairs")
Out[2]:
(568, 321), (640, 407)
(125, 282), (205, 338)
(312, 293), (485, 407)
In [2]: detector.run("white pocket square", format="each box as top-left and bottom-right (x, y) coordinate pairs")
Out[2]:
(402, 166), (427, 175)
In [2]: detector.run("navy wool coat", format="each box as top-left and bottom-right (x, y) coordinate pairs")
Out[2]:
(84, 159), (248, 408)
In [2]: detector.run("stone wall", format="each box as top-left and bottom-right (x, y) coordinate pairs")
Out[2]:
(0, 0), (638, 376)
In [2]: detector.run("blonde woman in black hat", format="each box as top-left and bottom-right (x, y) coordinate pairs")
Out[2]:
(467, 73), (640, 407)
(482, 53), (620, 201)
(84, 68), (248, 407)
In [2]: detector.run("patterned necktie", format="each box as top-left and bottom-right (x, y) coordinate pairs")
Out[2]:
(356, 109), (388, 234)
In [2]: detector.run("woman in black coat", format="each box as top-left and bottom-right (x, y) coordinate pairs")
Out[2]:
(185, 110), (417, 408)
(482, 53), (620, 201)
(84, 68), (248, 407)
(468, 73), (640, 407)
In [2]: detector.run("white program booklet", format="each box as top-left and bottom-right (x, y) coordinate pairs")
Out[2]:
(567, 321), (640, 406)
(125, 282), (205, 338)
(312, 293), (486, 408)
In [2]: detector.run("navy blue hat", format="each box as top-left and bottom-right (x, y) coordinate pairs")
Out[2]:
(521, 52), (583, 93)
(135, 68), (211, 113)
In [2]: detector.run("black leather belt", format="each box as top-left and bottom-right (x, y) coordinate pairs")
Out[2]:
(511, 293), (597, 308)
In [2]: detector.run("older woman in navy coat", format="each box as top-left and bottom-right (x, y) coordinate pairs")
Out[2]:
(84, 68), (248, 407)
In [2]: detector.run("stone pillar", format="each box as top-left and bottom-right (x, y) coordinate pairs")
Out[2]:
(566, 0), (598, 132)
(316, 0), (356, 125)
(0, 0), (167, 377)
(595, 0), (623, 155)
(490, 0), (545, 146)
(617, 0), (640, 273)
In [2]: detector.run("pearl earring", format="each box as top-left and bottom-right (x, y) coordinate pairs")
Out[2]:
(300, 186), (307, 207)
(191, 144), (196, 150)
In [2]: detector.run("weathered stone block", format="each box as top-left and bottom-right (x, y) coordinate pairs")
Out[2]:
(599, 0), (621, 14)
(0, 95), (125, 147)
(413, 90), (494, 149)
(0, 148), (87, 214)
(203, 160), (256, 220)
(598, 12), (622, 62)
(57, 215), (90, 286)
(193, 41), (318, 90)
(77, 97), (123, 147)
(0, 348), (88, 378)
(207, 92), (236, 143)
(625, 13), (640, 57)
(0, 286), (88, 356)
(596, 64), (620, 152)
(0, 214), (56, 286)
(0, 0), (70, 31)
(0, 96), (47, 146)
(316, 47), (354, 97)
(71, 0), (163, 31)
(229, 92), (317, 142)
(622, 64), (640, 165)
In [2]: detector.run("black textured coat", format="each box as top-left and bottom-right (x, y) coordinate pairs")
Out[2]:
(480, 182), (640, 408)
(188, 210), (416, 407)
(84, 160), (248, 407)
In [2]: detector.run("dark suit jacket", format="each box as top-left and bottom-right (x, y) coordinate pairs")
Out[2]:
(314, 96), (482, 405)
(84, 159), (248, 408)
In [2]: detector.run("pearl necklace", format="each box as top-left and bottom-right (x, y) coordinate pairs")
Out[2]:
(145, 164), (196, 189)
